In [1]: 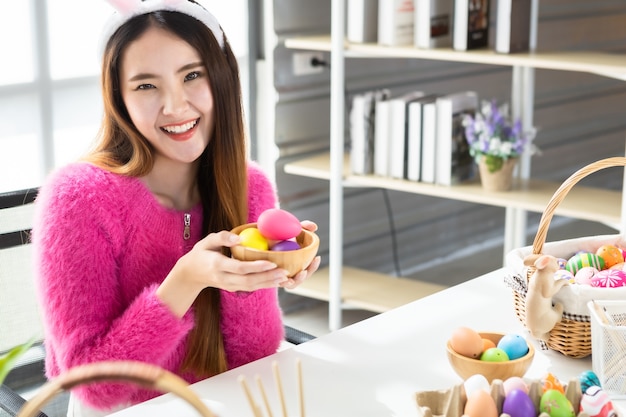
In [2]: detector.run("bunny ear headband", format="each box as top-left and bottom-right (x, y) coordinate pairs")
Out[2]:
(100, 0), (225, 55)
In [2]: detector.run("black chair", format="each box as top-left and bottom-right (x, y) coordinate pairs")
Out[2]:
(284, 324), (316, 345)
(0, 384), (47, 417)
(0, 188), (52, 416)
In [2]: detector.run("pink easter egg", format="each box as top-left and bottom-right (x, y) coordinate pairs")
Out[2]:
(503, 376), (528, 395)
(257, 208), (301, 241)
(575, 267), (598, 286)
(580, 386), (616, 417)
(590, 269), (626, 288)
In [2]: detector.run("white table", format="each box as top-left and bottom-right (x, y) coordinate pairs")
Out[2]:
(109, 268), (623, 416)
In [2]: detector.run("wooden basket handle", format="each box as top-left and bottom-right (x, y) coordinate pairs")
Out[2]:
(532, 156), (626, 255)
(16, 361), (217, 417)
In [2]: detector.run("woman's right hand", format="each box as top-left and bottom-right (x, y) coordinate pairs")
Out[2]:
(156, 231), (289, 318)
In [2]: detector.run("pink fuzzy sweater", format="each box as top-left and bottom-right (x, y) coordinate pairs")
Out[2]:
(32, 161), (284, 411)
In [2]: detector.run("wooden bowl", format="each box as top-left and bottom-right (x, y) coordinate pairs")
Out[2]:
(230, 222), (320, 278)
(446, 332), (535, 382)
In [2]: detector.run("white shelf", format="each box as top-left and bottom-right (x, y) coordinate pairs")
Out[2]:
(285, 36), (626, 81)
(286, 266), (446, 313)
(284, 152), (623, 226)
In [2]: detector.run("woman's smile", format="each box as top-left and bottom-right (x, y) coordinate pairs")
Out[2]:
(161, 118), (200, 141)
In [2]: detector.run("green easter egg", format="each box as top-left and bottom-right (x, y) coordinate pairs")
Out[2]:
(539, 389), (575, 417)
(565, 252), (605, 275)
(480, 347), (509, 362)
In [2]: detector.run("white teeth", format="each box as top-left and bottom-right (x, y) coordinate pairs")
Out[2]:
(162, 120), (197, 134)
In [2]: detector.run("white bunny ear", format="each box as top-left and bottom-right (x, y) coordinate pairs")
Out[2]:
(105, 0), (143, 16)
(99, 0), (226, 58)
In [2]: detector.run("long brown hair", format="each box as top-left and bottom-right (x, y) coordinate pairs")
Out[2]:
(87, 8), (248, 378)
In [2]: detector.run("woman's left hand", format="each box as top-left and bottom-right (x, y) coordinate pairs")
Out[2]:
(279, 220), (321, 290)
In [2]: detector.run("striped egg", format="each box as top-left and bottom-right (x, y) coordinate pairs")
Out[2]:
(580, 386), (615, 417)
(565, 252), (605, 275)
(591, 269), (626, 288)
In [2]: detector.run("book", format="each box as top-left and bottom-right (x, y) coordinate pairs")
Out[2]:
(453, 0), (490, 51)
(406, 94), (438, 181)
(414, 0), (453, 49)
(374, 95), (392, 176)
(495, 0), (531, 53)
(434, 91), (479, 186)
(420, 100), (438, 183)
(388, 91), (425, 179)
(347, 0), (379, 43)
(378, 0), (415, 46)
(350, 89), (390, 175)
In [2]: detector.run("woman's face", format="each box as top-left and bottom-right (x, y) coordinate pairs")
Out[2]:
(120, 26), (215, 166)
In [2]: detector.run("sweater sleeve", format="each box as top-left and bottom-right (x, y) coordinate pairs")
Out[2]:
(32, 164), (194, 409)
(219, 162), (284, 368)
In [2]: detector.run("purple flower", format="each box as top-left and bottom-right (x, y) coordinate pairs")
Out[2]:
(463, 99), (538, 166)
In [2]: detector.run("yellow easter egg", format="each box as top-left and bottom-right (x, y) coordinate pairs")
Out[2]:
(239, 227), (269, 251)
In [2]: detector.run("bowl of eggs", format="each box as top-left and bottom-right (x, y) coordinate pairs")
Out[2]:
(230, 208), (319, 278)
(446, 327), (535, 382)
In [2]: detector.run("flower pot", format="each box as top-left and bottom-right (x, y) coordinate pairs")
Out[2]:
(478, 157), (517, 192)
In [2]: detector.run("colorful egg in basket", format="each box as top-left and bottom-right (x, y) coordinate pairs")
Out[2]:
(446, 332), (535, 383)
(230, 222), (319, 278)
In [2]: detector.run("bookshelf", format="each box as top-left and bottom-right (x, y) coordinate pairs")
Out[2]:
(284, 152), (622, 225)
(284, 1), (626, 330)
(285, 35), (626, 81)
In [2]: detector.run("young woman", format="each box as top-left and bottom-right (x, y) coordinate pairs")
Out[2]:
(32, 1), (321, 415)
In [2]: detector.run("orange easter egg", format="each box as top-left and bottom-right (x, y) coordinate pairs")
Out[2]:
(482, 337), (496, 352)
(596, 244), (624, 269)
(449, 327), (483, 359)
(541, 372), (564, 393)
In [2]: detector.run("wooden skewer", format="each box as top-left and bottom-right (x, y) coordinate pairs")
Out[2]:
(272, 361), (288, 417)
(256, 374), (274, 417)
(296, 359), (305, 417)
(239, 375), (263, 417)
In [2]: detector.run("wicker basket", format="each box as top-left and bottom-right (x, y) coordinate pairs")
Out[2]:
(506, 157), (626, 359)
(16, 361), (216, 417)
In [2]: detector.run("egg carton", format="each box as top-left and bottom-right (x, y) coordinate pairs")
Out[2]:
(414, 378), (589, 417)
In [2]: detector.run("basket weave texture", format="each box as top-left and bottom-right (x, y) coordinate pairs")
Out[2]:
(16, 361), (217, 417)
(506, 157), (626, 359)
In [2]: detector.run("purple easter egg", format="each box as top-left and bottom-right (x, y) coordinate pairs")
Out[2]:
(271, 240), (301, 251)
